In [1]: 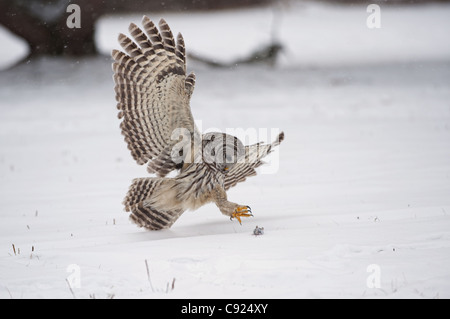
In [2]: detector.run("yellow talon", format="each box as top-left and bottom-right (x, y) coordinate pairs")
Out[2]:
(231, 206), (253, 225)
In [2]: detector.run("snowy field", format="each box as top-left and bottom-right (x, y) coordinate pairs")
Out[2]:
(1, 1), (450, 299)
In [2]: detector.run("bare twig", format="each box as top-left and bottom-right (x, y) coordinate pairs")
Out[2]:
(65, 278), (77, 299)
(5, 287), (13, 299)
(188, 42), (283, 68)
(145, 259), (155, 292)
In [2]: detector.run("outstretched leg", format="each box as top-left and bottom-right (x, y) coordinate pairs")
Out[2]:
(213, 187), (253, 225)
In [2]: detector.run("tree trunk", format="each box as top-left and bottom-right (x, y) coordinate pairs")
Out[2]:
(0, 0), (102, 57)
(0, 0), (273, 58)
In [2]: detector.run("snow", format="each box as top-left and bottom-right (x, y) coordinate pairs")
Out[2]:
(1, 1), (450, 299)
(0, 25), (28, 70)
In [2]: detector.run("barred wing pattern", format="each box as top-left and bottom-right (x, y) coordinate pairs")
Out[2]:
(114, 17), (284, 230)
(112, 17), (198, 177)
(224, 132), (284, 191)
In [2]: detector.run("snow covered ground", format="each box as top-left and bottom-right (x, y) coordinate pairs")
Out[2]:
(1, 1), (450, 299)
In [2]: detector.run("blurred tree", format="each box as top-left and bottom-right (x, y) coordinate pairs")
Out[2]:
(323, 0), (450, 3)
(0, 0), (272, 58)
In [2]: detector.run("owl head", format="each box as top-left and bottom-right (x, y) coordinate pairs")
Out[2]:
(202, 132), (245, 173)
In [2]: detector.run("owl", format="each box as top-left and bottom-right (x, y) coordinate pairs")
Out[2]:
(112, 17), (284, 230)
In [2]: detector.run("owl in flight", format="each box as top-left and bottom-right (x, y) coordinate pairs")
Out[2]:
(112, 17), (284, 230)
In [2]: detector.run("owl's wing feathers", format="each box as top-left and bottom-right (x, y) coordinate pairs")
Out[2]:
(112, 17), (198, 176)
(224, 132), (284, 190)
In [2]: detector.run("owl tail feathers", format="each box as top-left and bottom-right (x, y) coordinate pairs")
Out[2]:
(128, 204), (184, 230)
(123, 177), (184, 230)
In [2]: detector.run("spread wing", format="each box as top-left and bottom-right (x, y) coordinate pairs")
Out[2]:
(112, 17), (199, 177)
(224, 132), (284, 190)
